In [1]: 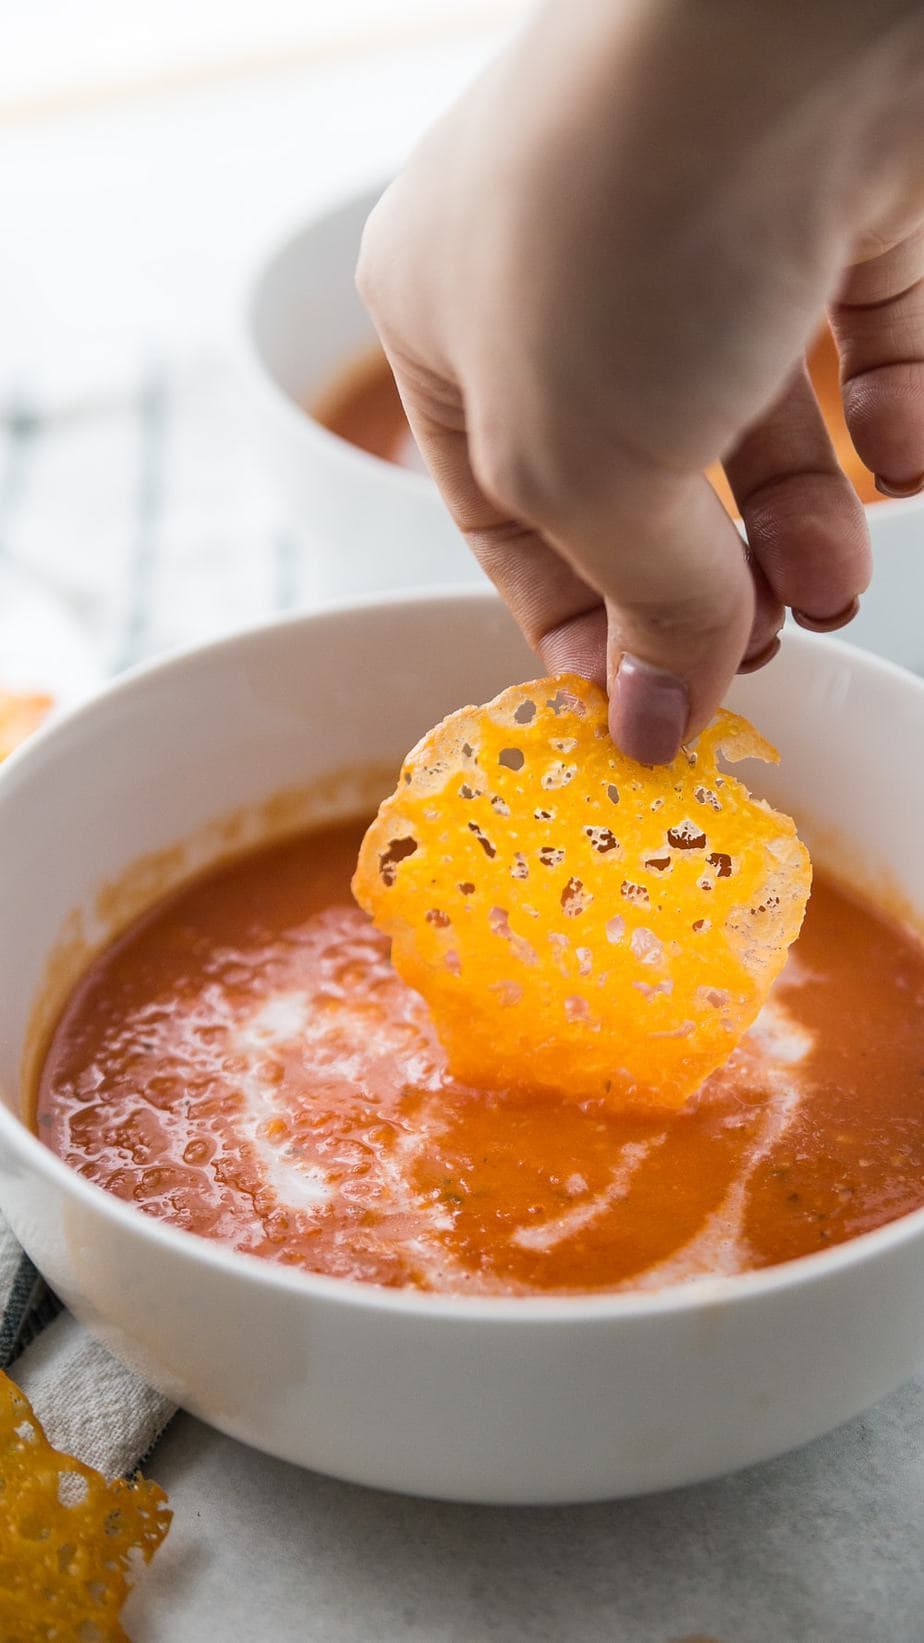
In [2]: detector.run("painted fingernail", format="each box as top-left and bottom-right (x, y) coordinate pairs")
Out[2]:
(737, 635), (781, 675)
(610, 655), (689, 765)
(792, 597), (860, 634)
(874, 473), (924, 499)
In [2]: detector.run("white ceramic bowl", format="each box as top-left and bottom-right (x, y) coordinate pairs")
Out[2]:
(841, 492), (924, 673)
(1, 590), (924, 1505)
(244, 184), (483, 601)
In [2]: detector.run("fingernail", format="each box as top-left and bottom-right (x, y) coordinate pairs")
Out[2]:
(610, 655), (689, 765)
(792, 597), (860, 634)
(874, 473), (924, 499)
(737, 635), (781, 675)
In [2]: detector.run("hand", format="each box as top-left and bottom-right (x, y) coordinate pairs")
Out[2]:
(358, 0), (924, 761)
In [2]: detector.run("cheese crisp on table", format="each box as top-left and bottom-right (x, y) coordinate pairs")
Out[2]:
(0, 1369), (170, 1640)
(354, 676), (811, 1108)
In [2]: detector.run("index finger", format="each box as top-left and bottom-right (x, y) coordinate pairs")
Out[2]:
(401, 389), (609, 688)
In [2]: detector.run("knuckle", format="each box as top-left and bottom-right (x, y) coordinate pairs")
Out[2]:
(468, 405), (576, 526)
(354, 192), (395, 313)
(747, 477), (871, 605)
(354, 229), (380, 312)
(471, 436), (551, 522)
(628, 590), (745, 645)
(611, 555), (755, 667)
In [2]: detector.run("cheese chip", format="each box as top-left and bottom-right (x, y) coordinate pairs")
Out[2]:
(0, 1368), (171, 1641)
(353, 675), (810, 1108)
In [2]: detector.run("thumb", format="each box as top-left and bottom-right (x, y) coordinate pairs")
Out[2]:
(592, 477), (756, 764)
(469, 417), (757, 763)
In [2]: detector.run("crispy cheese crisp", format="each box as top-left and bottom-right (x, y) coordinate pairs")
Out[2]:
(0, 689), (52, 762)
(353, 675), (811, 1108)
(0, 1368), (171, 1642)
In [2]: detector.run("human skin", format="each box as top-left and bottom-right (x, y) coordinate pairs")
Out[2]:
(357, 1), (924, 763)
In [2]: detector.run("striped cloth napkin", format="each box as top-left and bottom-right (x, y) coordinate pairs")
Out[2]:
(0, 349), (311, 1474)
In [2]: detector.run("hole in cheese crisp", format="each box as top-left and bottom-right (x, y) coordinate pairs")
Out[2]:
(353, 674), (811, 1109)
(0, 1368), (170, 1635)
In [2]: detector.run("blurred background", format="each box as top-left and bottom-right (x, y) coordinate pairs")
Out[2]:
(0, 0), (527, 694)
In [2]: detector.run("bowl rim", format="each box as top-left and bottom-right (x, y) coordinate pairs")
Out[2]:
(3, 585), (924, 1325)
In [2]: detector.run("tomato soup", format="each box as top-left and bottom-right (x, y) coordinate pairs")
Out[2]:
(313, 329), (882, 510)
(36, 818), (924, 1296)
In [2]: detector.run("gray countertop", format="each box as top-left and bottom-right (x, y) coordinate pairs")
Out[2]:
(125, 1375), (924, 1643)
